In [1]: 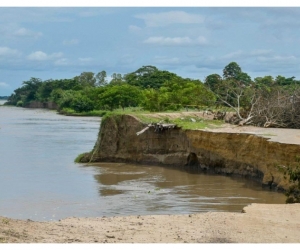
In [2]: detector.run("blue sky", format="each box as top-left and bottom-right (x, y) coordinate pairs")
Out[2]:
(1, 2), (300, 95)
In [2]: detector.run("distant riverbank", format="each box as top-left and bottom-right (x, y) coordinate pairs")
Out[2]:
(0, 100), (7, 105)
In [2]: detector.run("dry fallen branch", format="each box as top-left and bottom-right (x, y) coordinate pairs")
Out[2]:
(136, 123), (177, 136)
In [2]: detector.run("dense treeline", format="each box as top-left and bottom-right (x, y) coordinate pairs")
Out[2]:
(6, 62), (300, 128)
(5, 65), (214, 113)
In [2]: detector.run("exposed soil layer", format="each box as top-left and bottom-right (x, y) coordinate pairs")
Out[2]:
(84, 114), (300, 191)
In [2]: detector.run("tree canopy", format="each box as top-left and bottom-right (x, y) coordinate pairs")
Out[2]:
(6, 62), (300, 130)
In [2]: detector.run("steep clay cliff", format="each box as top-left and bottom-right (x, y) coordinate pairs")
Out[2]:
(83, 114), (300, 191)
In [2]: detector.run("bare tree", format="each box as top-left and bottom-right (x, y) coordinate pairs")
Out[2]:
(251, 87), (300, 128)
(213, 79), (258, 125)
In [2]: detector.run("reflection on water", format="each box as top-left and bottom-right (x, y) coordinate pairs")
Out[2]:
(0, 105), (286, 221)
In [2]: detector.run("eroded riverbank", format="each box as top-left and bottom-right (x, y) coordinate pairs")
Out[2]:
(82, 114), (300, 191)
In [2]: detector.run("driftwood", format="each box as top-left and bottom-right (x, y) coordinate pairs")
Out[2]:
(136, 126), (151, 136)
(136, 123), (177, 136)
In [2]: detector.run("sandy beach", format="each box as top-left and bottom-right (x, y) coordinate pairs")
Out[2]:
(1, 203), (299, 243)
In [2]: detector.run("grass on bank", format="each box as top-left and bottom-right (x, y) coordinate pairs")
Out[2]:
(60, 106), (225, 130)
(74, 153), (87, 163)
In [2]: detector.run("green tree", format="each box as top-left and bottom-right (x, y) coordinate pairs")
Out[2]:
(71, 95), (94, 112)
(141, 88), (163, 111)
(7, 77), (44, 105)
(98, 84), (142, 110)
(74, 72), (96, 87)
(124, 65), (178, 89)
(223, 62), (251, 85)
(50, 88), (64, 103)
(275, 75), (297, 86)
(57, 90), (78, 110)
(110, 73), (124, 85)
(141, 78), (215, 111)
(223, 62), (242, 79)
(237, 72), (252, 85)
(209, 63), (254, 118)
(204, 74), (222, 92)
(95, 70), (107, 86)
(254, 76), (274, 88)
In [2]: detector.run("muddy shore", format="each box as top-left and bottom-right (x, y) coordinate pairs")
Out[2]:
(1, 203), (300, 243)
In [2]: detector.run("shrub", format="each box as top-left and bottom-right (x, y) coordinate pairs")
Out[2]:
(16, 100), (23, 107)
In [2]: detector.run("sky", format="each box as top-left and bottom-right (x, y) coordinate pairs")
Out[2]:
(1, 1), (300, 95)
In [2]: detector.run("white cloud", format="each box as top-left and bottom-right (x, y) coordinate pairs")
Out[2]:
(0, 46), (21, 57)
(78, 57), (93, 62)
(0, 82), (9, 88)
(27, 51), (63, 61)
(250, 49), (272, 56)
(219, 50), (298, 71)
(221, 50), (244, 60)
(27, 51), (47, 61)
(128, 25), (142, 32)
(63, 39), (79, 45)
(144, 36), (207, 46)
(54, 58), (70, 66)
(135, 11), (204, 27)
(13, 28), (42, 38)
(257, 55), (297, 63)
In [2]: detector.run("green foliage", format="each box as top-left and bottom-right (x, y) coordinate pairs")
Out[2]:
(124, 65), (178, 89)
(7, 77), (43, 105)
(254, 76), (274, 89)
(141, 78), (216, 112)
(72, 95), (94, 112)
(6, 63), (300, 121)
(223, 62), (242, 79)
(56, 90), (77, 110)
(204, 74), (222, 92)
(102, 111), (224, 131)
(57, 90), (95, 112)
(74, 153), (87, 163)
(284, 164), (300, 204)
(50, 88), (64, 103)
(98, 83), (142, 110)
(275, 75), (296, 86)
(110, 73), (124, 85)
(74, 72), (96, 87)
(59, 108), (107, 116)
(171, 117), (224, 130)
(16, 100), (23, 107)
(278, 156), (300, 203)
(223, 62), (251, 84)
(141, 88), (163, 111)
(95, 70), (107, 86)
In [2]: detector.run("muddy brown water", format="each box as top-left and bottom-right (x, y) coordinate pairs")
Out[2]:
(0, 105), (286, 221)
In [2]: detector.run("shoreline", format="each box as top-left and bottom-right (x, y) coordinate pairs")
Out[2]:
(1, 109), (299, 243)
(1, 203), (300, 243)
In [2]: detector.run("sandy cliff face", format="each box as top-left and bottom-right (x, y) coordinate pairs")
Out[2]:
(85, 114), (300, 191)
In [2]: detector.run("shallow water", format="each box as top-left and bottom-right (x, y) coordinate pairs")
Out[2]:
(0, 105), (286, 221)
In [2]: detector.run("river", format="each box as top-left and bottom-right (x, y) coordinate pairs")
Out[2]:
(0, 104), (286, 221)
